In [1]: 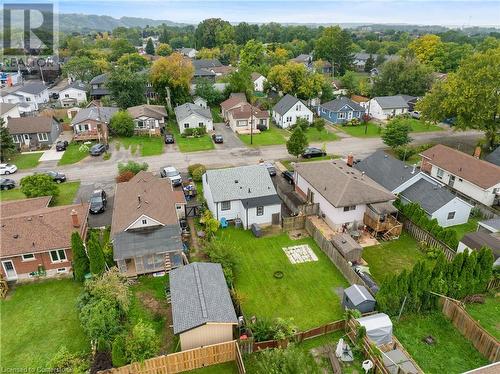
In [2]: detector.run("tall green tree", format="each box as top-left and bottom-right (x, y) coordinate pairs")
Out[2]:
(0, 121), (16, 162)
(109, 38), (136, 61)
(116, 53), (149, 73)
(314, 26), (353, 76)
(364, 54), (375, 72)
(234, 22), (259, 45)
(195, 78), (223, 106)
(268, 62), (324, 100)
(20, 174), (59, 199)
(286, 126), (309, 159)
(195, 18), (233, 48)
(72, 232), (89, 282)
(108, 67), (147, 109)
(62, 56), (103, 83)
(417, 48), (500, 147)
(240, 39), (266, 69)
(145, 38), (155, 55)
(109, 111), (135, 137)
(381, 118), (412, 149)
(156, 43), (172, 56)
(87, 232), (106, 276)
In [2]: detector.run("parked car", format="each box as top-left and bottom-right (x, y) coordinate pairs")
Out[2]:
(45, 171), (66, 183)
(302, 147), (326, 159)
(0, 164), (17, 175)
(89, 143), (108, 156)
(164, 133), (175, 144)
(212, 134), (224, 144)
(160, 166), (182, 186)
(410, 111), (420, 119)
(51, 92), (59, 99)
(282, 171), (294, 185)
(0, 178), (15, 190)
(262, 162), (276, 176)
(89, 189), (107, 214)
(56, 140), (68, 151)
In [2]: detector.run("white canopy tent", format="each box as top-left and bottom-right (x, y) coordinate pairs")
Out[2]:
(356, 313), (393, 346)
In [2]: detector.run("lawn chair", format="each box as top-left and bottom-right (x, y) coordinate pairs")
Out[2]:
(220, 217), (228, 228)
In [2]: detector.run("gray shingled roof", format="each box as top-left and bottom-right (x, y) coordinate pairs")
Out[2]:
(174, 103), (212, 122)
(479, 218), (500, 232)
(60, 80), (87, 92)
(321, 97), (365, 113)
(192, 59), (222, 69)
(461, 232), (500, 259)
(15, 82), (47, 95)
(89, 73), (108, 85)
(354, 150), (418, 192)
(344, 284), (375, 306)
(170, 262), (238, 334)
(400, 178), (455, 214)
(273, 94), (308, 116)
(71, 106), (118, 125)
(374, 95), (409, 109)
(0, 103), (18, 116)
(204, 165), (278, 204)
(485, 146), (500, 167)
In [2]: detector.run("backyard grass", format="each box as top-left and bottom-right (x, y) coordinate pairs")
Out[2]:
(362, 233), (432, 283)
(211, 107), (223, 123)
(115, 136), (164, 156)
(0, 279), (89, 369)
(215, 228), (349, 330)
(9, 152), (42, 169)
(465, 296), (500, 340)
(239, 124), (288, 146)
(394, 312), (488, 374)
(451, 218), (478, 240)
(186, 362), (237, 374)
(168, 122), (215, 152)
(0, 181), (80, 206)
(338, 122), (383, 138)
(58, 142), (92, 166)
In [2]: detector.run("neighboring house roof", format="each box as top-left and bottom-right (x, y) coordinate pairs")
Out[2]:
(228, 103), (268, 119)
(90, 73), (108, 85)
(194, 68), (216, 77)
(399, 178), (456, 214)
(461, 232), (500, 259)
(209, 65), (235, 75)
(420, 144), (500, 189)
(6, 116), (56, 134)
(344, 284), (375, 306)
(174, 103), (212, 122)
(180, 47), (196, 54)
(273, 94), (309, 116)
(1, 196), (51, 218)
(60, 80), (87, 92)
(204, 165), (280, 205)
(295, 160), (395, 208)
(220, 95), (247, 111)
(71, 106), (118, 125)
(0, 103), (19, 116)
(321, 97), (365, 113)
(192, 59), (223, 69)
(0, 201), (89, 258)
(351, 95), (370, 103)
(111, 171), (185, 236)
(331, 233), (362, 257)
(485, 146), (500, 167)
(127, 104), (168, 120)
(290, 54), (312, 63)
(170, 262), (238, 334)
(479, 218), (500, 233)
(15, 82), (47, 95)
(373, 95), (409, 109)
(251, 72), (264, 81)
(355, 150), (418, 192)
(400, 94), (418, 104)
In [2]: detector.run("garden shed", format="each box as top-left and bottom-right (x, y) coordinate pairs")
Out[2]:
(343, 284), (376, 313)
(356, 313), (393, 346)
(331, 233), (363, 262)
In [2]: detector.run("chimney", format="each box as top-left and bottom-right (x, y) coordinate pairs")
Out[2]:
(411, 164), (417, 174)
(347, 153), (354, 167)
(71, 209), (80, 228)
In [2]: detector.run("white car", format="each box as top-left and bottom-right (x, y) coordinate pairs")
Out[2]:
(0, 164), (17, 175)
(159, 166), (182, 186)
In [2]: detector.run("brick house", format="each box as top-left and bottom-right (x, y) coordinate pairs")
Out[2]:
(71, 106), (118, 143)
(0, 197), (89, 282)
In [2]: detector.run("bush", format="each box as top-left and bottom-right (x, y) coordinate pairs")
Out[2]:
(117, 160), (148, 175)
(257, 124), (268, 132)
(20, 174), (59, 199)
(394, 146), (417, 161)
(192, 167), (205, 182)
(204, 238), (236, 287)
(49, 346), (89, 374)
(72, 232), (89, 282)
(112, 335), (128, 367)
(116, 171), (136, 183)
(109, 111), (135, 137)
(246, 345), (321, 374)
(188, 163), (205, 175)
(79, 297), (123, 341)
(250, 317), (297, 342)
(346, 118), (361, 127)
(125, 320), (160, 362)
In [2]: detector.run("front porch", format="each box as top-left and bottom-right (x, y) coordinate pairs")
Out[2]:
(73, 130), (104, 142)
(117, 251), (184, 277)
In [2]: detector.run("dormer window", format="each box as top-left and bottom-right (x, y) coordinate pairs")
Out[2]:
(142, 219), (147, 224)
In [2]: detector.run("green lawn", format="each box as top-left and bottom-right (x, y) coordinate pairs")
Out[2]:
(211, 107), (223, 123)
(395, 312), (488, 374)
(186, 362), (237, 374)
(363, 233), (432, 283)
(338, 122), (383, 138)
(465, 296), (500, 340)
(215, 228), (349, 330)
(115, 136), (164, 156)
(0, 181), (80, 206)
(0, 279), (89, 369)
(58, 142), (92, 166)
(239, 124), (288, 146)
(405, 118), (443, 133)
(451, 218), (478, 240)
(168, 122), (215, 152)
(9, 152), (42, 169)
(304, 128), (339, 142)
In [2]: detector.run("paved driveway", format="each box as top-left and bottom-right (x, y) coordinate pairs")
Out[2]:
(212, 123), (245, 149)
(75, 181), (115, 228)
(39, 131), (73, 162)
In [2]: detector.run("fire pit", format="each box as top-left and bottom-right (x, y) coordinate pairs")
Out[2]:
(274, 271), (284, 279)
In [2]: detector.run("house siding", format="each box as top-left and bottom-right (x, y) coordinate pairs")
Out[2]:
(59, 88), (87, 106)
(178, 113), (213, 134)
(431, 198), (472, 227)
(368, 99), (407, 120)
(179, 323), (235, 351)
(272, 104), (313, 129)
(318, 106), (364, 124)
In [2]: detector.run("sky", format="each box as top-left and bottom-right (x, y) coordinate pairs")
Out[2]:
(26, 1), (500, 26)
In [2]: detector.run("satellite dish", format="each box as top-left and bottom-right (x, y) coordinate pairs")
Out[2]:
(362, 360), (374, 373)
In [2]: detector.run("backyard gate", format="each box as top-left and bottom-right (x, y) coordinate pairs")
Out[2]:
(185, 202), (202, 217)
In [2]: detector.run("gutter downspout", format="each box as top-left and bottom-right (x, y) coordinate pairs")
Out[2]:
(216, 202), (219, 221)
(245, 201), (249, 230)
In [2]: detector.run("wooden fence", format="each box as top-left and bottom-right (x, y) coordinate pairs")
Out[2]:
(440, 297), (500, 362)
(487, 278), (500, 290)
(282, 215), (306, 231)
(100, 340), (245, 374)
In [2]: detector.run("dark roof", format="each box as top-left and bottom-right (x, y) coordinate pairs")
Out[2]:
(321, 97), (365, 113)
(7, 116), (56, 134)
(71, 107), (118, 125)
(331, 233), (362, 256)
(242, 194), (282, 208)
(90, 73), (108, 85)
(461, 231), (500, 259)
(479, 218), (500, 232)
(15, 82), (47, 95)
(355, 150), (418, 192)
(400, 178), (456, 214)
(174, 103), (212, 122)
(90, 88), (110, 96)
(170, 262), (238, 334)
(344, 284), (375, 305)
(485, 147), (500, 167)
(374, 95), (409, 109)
(192, 59), (222, 69)
(113, 225), (182, 260)
(273, 94), (308, 116)
(194, 68), (216, 77)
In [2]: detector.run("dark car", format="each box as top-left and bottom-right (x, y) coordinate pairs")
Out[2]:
(212, 134), (223, 143)
(0, 178), (15, 190)
(51, 92), (59, 99)
(46, 171), (66, 183)
(89, 143), (107, 156)
(56, 140), (68, 151)
(282, 170), (294, 185)
(164, 133), (175, 144)
(89, 189), (107, 214)
(302, 147), (327, 159)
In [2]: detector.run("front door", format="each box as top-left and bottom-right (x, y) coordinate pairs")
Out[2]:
(449, 175), (456, 188)
(2, 260), (17, 280)
(23, 134), (30, 146)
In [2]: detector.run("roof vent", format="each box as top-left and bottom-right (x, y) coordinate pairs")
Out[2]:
(248, 188), (251, 193)
(13, 234), (19, 239)
(235, 180), (239, 183)
(27, 217), (32, 221)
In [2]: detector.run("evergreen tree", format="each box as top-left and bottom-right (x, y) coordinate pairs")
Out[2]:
(145, 38), (155, 55)
(286, 126), (308, 159)
(88, 232), (106, 276)
(72, 232), (89, 282)
(0, 120), (17, 162)
(364, 54), (375, 72)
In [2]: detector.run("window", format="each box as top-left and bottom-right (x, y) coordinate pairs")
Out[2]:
(64, 94), (69, 98)
(57, 268), (67, 273)
(256, 206), (264, 216)
(137, 120), (145, 128)
(338, 112), (346, 119)
(343, 205), (356, 212)
(184, 123), (189, 129)
(221, 201), (231, 211)
(141, 219), (147, 224)
(436, 168), (444, 179)
(25, 97), (31, 102)
(198, 122), (204, 127)
(12, 135), (19, 143)
(296, 104), (301, 111)
(447, 211), (456, 220)
(286, 116), (292, 122)
(458, 178), (463, 182)
(493, 188), (499, 195)
(50, 250), (67, 263)
(37, 133), (48, 141)
(22, 253), (35, 261)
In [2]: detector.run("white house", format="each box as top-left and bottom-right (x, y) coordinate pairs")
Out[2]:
(58, 80), (87, 107)
(0, 103), (21, 124)
(0, 83), (49, 113)
(180, 47), (198, 58)
(367, 95), (408, 120)
(294, 160), (396, 230)
(193, 96), (208, 109)
(251, 72), (267, 92)
(174, 103), (213, 134)
(272, 94), (314, 129)
(421, 144), (500, 207)
(355, 150), (473, 227)
(202, 165), (281, 229)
